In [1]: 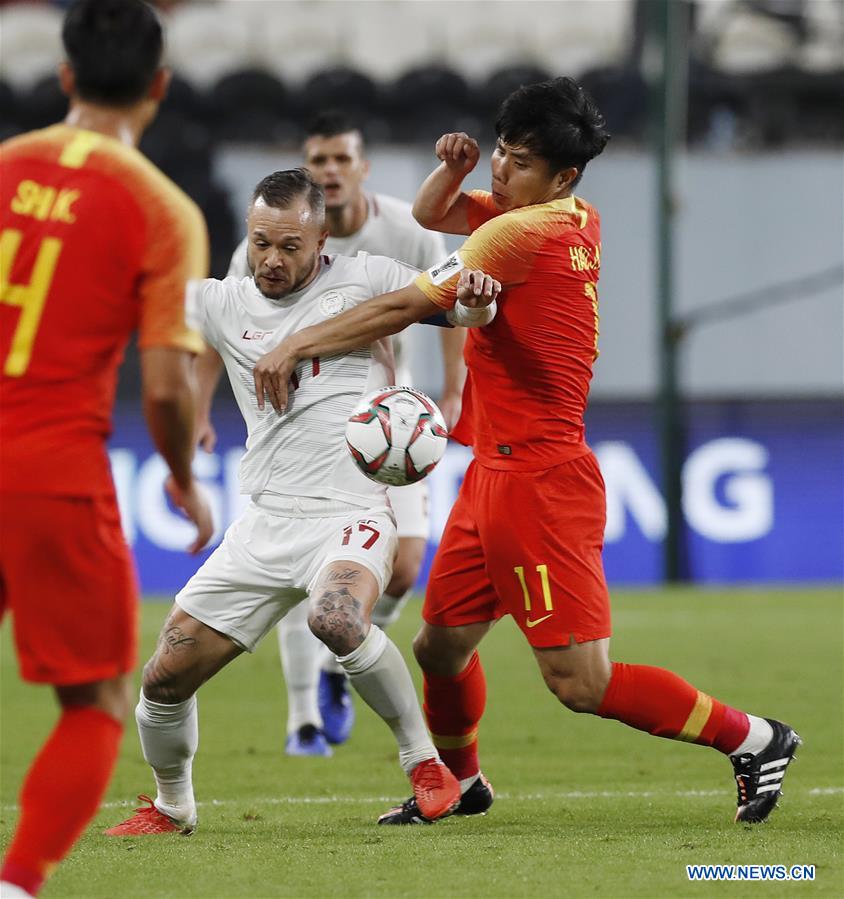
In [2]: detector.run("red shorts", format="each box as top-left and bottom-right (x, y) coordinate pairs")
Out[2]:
(0, 493), (138, 684)
(425, 452), (611, 648)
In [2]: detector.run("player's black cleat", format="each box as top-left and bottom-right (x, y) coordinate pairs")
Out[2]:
(731, 719), (801, 824)
(377, 796), (431, 825)
(377, 773), (494, 825)
(455, 773), (495, 816)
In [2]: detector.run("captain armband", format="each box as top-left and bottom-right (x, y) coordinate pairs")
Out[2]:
(446, 299), (497, 328)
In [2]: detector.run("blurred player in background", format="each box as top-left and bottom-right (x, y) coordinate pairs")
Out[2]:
(105, 169), (498, 837)
(224, 112), (464, 755)
(249, 77), (801, 828)
(0, 1), (213, 895)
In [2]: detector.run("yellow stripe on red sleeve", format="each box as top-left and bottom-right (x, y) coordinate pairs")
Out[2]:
(415, 205), (544, 309)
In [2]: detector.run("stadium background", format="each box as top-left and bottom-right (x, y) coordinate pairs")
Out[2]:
(1, 0), (841, 591)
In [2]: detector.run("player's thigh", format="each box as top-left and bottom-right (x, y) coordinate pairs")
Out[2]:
(175, 504), (307, 654)
(387, 481), (429, 592)
(424, 466), (502, 631)
(0, 494), (138, 685)
(478, 454), (612, 650)
(388, 480), (430, 541)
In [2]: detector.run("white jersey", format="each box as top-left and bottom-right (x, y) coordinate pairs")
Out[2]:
(193, 252), (419, 507)
(227, 193), (446, 379)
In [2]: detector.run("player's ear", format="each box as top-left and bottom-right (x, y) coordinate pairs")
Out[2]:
(148, 67), (172, 103)
(57, 62), (75, 98)
(317, 229), (329, 253)
(361, 157), (371, 180)
(557, 166), (578, 191)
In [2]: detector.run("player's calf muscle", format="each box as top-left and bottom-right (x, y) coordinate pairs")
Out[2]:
(142, 608), (232, 703)
(142, 654), (194, 704)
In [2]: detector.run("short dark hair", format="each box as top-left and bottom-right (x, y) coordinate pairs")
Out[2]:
(304, 110), (365, 146)
(251, 168), (325, 221)
(495, 77), (610, 186)
(62, 0), (163, 106)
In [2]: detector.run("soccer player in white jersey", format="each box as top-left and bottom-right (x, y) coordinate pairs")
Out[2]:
(223, 112), (465, 755)
(105, 169), (500, 837)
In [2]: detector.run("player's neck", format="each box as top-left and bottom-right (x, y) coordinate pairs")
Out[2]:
(546, 186), (573, 204)
(326, 193), (369, 239)
(64, 101), (149, 147)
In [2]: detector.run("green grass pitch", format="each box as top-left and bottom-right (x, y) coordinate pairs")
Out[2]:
(2, 587), (842, 898)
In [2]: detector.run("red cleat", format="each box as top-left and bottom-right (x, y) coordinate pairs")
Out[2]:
(410, 759), (460, 821)
(104, 795), (194, 836)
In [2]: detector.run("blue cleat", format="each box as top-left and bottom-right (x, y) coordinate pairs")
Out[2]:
(318, 671), (355, 745)
(285, 724), (332, 757)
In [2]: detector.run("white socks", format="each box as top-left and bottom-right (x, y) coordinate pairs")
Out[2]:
(277, 602), (323, 733)
(459, 774), (479, 794)
(0, 882), (35, 898)
(732, 715), (775, 757)
(135, 691), (198, 826)
(337, 625), (435, 774)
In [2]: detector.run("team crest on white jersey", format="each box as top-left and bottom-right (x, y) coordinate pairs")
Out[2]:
(319, 291), (347, 316)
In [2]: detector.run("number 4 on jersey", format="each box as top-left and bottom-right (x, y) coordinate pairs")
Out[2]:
(1, 229), (63, 376)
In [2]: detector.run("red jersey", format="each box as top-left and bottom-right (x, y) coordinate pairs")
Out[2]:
(0, 125), (207, 496)
(416, 190), (602, 471)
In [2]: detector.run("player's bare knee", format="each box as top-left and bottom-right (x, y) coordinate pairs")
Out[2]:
(309, 563), (376, 656)
(56, 673), (133, 721)
(412, 626), (470, 676)
(542, 671), (602, 714)
(308, 591), (368, 657)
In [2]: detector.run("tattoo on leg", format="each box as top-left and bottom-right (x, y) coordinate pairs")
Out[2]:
(161, 626), (198, 656)
(310, 586), (367, 656)
(322, 567), (361, 584)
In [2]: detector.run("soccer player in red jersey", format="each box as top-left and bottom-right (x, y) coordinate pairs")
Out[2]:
(0, 1), (213, 894)
(251, 77), (800, 828)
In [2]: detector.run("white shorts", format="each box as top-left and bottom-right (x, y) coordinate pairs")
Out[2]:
(176, 502), (397, 652)
(387, 481), (430, 541)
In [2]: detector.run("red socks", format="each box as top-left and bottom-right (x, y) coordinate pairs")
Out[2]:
(597, 662), (750, 753)
(1, 706), (123, 896)
(421, 654), (751, 791)
(424, 652), (486, 781)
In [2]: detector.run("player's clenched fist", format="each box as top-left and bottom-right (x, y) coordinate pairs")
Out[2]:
(456, 269), (501, 308)
(435, 132), (480, 175)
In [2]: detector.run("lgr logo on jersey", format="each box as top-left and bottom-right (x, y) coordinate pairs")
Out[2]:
(319, 291), (347, 316)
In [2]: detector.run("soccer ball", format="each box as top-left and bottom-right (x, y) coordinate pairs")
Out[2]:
(346, 387), (449, 486)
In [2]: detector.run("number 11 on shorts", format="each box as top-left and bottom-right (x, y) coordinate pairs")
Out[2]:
(514, 564), (554, 611)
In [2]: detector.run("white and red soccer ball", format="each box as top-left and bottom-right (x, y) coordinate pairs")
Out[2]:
(345, 387), (449, 487)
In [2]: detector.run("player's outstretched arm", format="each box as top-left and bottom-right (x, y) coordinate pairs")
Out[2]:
(412, 132), (480, 236)
(254, 270), (500, 412)
(141, 346), (214, 553)
(194, 346), (225, 453)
